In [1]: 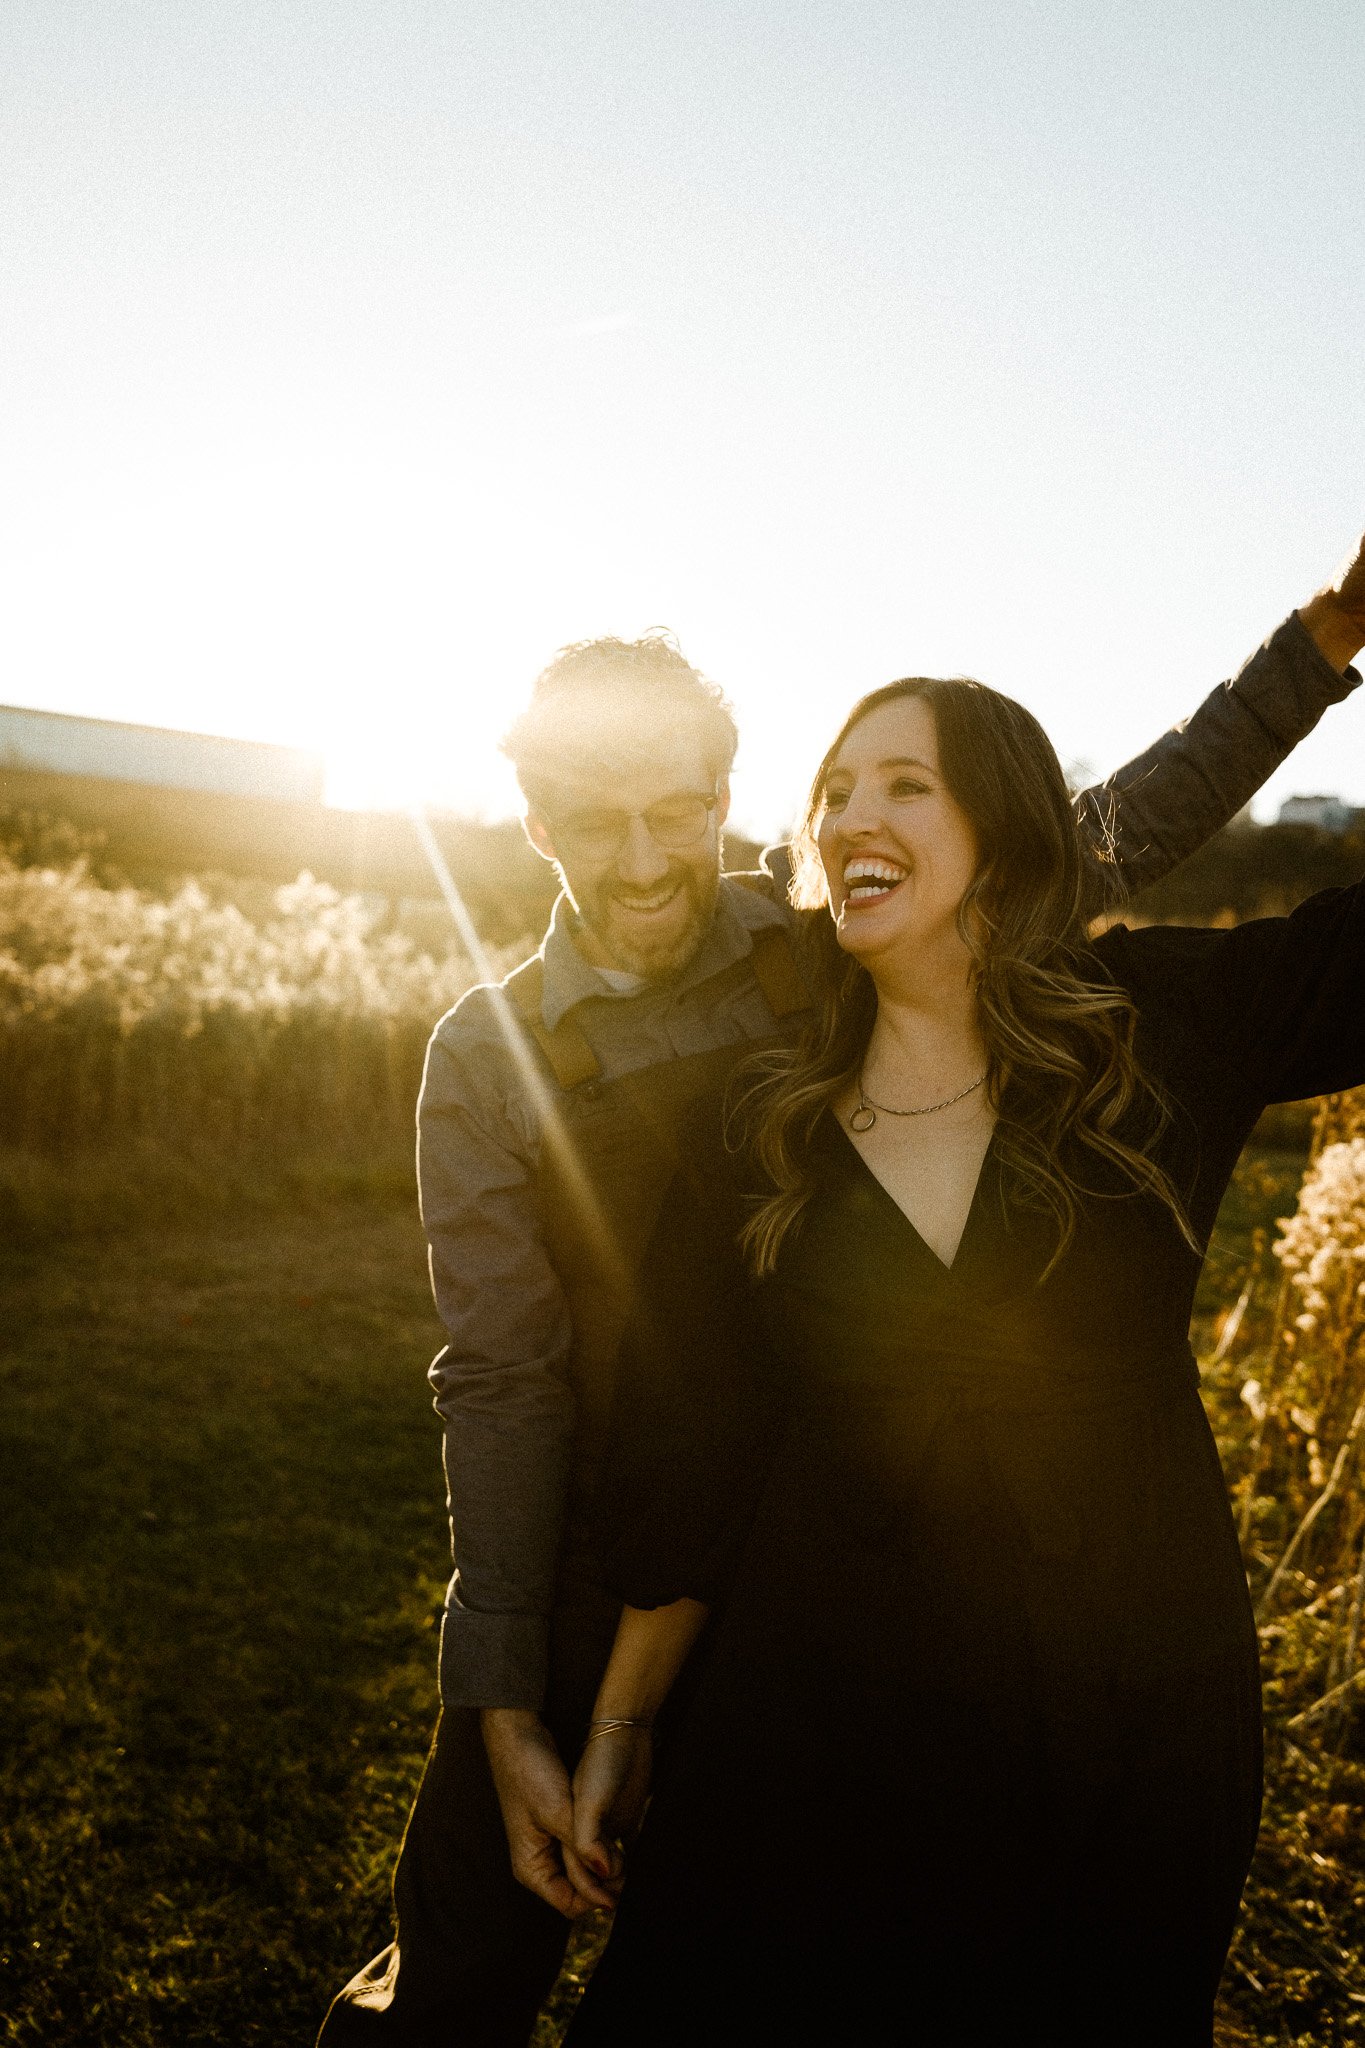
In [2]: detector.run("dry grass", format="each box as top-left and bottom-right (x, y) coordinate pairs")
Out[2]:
(1201, 1095), (1365, 2043)
(0, 852), (515, 1166)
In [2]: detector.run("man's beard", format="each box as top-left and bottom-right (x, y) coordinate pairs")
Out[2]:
(578, 862), (720, 980)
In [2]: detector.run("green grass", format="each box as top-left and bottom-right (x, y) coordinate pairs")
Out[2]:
(3, 1150), (1364, 2045)
(0, 1194), (449, 2046)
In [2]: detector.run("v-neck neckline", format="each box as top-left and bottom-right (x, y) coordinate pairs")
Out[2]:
(826, 1109), (999, 1283)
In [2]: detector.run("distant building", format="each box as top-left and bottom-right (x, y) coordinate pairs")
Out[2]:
(0, 700), (551, 936)
(1276, 794), (1364, 834)
(0, 703), (324, 803)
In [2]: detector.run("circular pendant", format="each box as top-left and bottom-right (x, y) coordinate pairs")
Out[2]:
(849, 1105), (877, 1133)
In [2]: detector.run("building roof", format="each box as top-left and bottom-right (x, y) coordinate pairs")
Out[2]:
(0, 702), (325, 804)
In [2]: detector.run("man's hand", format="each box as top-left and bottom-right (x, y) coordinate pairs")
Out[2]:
(1299, 529), (1365, 673)
(481, 1709), (616, 1918)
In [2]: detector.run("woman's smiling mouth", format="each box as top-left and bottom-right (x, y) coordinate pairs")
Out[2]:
(842, 857), (908, 905)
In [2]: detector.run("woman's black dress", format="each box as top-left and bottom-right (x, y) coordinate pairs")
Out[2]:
(564, 884), (1365, 2048)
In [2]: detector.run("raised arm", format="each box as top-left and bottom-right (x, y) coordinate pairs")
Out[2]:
(1201, 876), (1365, 1111)
(1075, 531), (1365, 896)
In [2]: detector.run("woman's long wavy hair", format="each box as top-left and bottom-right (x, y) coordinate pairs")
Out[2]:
(732, 676), (1198, 1279)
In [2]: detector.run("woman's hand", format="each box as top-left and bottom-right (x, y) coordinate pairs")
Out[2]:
(563, 1599), (708, 1902)
(1300, 529), (1365, 673)
(566, 1725), (654, 1906)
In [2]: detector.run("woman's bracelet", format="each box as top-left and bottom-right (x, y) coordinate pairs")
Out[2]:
(584, 1716), (653, 1743)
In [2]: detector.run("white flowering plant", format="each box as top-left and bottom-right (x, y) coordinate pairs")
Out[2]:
(0, 854), (515, 1158)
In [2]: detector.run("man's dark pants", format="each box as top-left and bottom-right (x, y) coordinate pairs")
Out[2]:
(317, 1561), (618, 2048)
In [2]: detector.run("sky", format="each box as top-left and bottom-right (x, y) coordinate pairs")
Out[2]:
(2, 0), (1362, 838)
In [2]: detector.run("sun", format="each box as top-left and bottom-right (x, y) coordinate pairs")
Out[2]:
(321, 736), (435, 814)
(319, 716), (523, 820)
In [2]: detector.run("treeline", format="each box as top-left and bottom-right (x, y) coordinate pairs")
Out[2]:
(1128, 816), (1365, 923)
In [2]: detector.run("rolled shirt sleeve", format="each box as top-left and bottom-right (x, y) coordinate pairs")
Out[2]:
(1074, 610), (1361, 896)
(418, 1002), (577, 1712)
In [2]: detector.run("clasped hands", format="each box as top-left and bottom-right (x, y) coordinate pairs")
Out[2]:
(482, 1708), (653, 1918)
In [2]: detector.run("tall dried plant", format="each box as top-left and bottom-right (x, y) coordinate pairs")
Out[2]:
(0, 855), (513, 1162)
(1233, 1091), (1365, 1736)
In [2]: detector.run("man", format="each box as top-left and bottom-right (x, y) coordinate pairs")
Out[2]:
(321, 550), (1365, 2048)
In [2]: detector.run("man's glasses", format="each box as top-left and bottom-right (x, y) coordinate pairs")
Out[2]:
(547, 792), (720, 862)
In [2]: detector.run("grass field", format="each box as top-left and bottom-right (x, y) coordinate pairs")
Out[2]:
(2, 1150), (1364, 2045)
(0, 1192), (449, 2045)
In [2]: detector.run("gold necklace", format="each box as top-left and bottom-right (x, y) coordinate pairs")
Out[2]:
(849, 1069), (987, 1133)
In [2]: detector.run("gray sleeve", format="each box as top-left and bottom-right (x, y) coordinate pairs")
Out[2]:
(1073, 611), (1362, 898)
(417, 1016), (576, 1713)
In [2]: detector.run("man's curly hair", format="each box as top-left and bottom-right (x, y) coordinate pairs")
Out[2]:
(501, 631), (738, 810)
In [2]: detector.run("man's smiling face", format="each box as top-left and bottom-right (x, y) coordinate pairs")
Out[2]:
(528, 731), (730, 981)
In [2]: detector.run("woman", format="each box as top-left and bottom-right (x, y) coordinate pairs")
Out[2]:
(559, 676), (1365, 2046)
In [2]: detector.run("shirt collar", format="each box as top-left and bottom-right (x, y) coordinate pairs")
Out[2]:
(536, 871), (792, 1031)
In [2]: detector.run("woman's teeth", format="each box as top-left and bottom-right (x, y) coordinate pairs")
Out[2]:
(843, 859), (908, 903)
